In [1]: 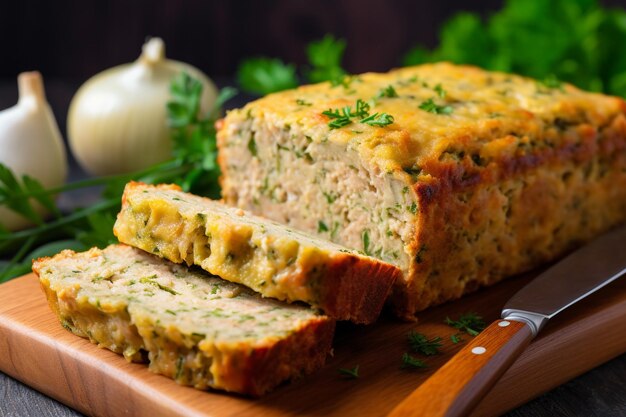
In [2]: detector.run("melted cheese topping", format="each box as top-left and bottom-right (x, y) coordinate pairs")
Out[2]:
(227, 63), (625, 174)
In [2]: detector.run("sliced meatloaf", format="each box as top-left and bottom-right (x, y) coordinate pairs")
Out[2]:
(33, 244), (335, 396)
(113, 182), (400, 324)
(216, 62), (626, 319)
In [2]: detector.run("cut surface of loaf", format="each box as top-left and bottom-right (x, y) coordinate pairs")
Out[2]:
(33, 244), (335, 396)
(216, 62), (626, 319)
(113, 182), (401, 324)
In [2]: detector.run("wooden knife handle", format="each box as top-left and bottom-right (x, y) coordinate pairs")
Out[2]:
(387, 319), (534, 417)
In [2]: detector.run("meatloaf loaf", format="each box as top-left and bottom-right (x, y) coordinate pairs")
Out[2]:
(217, 62), (626, 319)
(113, 182), (400, 323)
(33, 244), (335, 396)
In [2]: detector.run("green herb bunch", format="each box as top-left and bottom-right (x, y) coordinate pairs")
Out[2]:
(0, 73), (236, 283)
(404, 0), (626, 97)
(237, 34), (348, 95)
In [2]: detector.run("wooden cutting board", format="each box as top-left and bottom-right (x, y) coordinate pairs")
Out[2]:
(1, 272), (625, 417)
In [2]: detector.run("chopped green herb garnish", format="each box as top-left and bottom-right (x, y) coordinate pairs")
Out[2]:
(327, 117), (352, 129)
(322, 99), (394, 129)
(318, 220), (329, 233)
(236, 57), (298, 95)
(434, 83), (447, 98)
(338, 364), (360, 379)
(307, 34), (347, 86)
(360, 112), (395, 127)
(408, 202), (418, 214)
(407, 331), (443, 356)
(403, 166), (422, 180)
(247, 135), (258, 157)
(445, 313), (486, 336)
(450, 333), (463, 344)
(419, 98), (453, 115)
(165, 309), (177, 316)
(295, 98), (312, 106)
(323, 191), (338, 204)
(401, 353), (428, 370)
(140, 275), (180, 295)
(174, 355), (185, 379)
(362, 229), (371, 255)
(376, 85), (399, 99)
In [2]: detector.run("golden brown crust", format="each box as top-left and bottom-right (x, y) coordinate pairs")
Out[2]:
(227, 317), (335, 396)
(391, 113), (626, 317)
(318, 254), (402, 324)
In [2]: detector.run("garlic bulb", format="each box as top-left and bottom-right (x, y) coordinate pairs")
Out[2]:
(0, 72), (68, 231)
(68, 37), (219, 176)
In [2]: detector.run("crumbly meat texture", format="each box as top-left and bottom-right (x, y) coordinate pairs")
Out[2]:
(217, 62), (626, 319)
(113, 182), (400, 324)
(33, 244), (335, 396)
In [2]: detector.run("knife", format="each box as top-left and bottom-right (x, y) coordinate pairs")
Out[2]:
(387, 224), (626, 417)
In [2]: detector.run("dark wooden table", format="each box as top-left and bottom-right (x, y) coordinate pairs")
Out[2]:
(1, 79), (626, 417)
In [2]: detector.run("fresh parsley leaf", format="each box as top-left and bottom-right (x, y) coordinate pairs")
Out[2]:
(338, 364), (360, 379)
(318, 220), (329, 233)
(450, 333), (463, 344)
(307, 34), (347, 85)
(362, 229), (370, 255)
(360, 112), (394, 127)
(75, 212), (117, 248)
(247, 136), (258, 157)
(322, 99), (394, 129)
(434, 83), (447, 98)
(445, 313), (486, 336)
(403, 0), (626, 98)
(1, 73), (235, 283)
(376, 85), (399, 99)
(0, 165), (45, 225)
(352, 99), (371, 118)
(418, 98), (453, 115)
(326, 116), (352, 129)
(236, 57), (298, 95)
(407, 331), (443, 356)
(401, 353), (428, 370)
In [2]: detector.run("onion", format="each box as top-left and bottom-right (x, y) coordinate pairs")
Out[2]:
(0, 72), (67, 231)
(67, 37), (218, 175)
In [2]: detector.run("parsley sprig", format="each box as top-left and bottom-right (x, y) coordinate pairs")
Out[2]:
(445, 313), (486, 336)
(0, 73), (236, 283)
(419, 98), (453, 115)
(237, 34), (347, 95)
(376, 85), (399, 99)
(407, 331), (443, 356)
(403, 0), (626, 98)
(322, 99), (394, 129)
(401, 353), (428, 370)
(307, 34), (347, 86)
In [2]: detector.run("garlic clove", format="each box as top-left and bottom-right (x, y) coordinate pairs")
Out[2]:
(0, 72), (68, 231)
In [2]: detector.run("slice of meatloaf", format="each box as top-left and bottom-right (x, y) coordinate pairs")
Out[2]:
(113, 182), (401, 324)
(33, 244), (335, 396)
(216, 62), (626, 319)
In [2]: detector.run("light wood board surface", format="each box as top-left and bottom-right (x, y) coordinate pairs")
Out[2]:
(1, 272), (625, 417)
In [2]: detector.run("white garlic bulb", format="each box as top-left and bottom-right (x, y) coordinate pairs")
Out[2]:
(0, 72), (68, 231)
(67, 37), (218, 176)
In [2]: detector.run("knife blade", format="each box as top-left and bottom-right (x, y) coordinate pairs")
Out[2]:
(387, 224), (626, 417)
